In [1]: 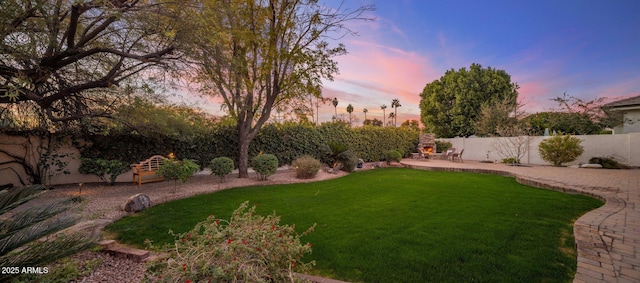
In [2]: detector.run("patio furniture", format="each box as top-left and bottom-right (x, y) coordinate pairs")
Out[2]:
(442, 148), (456, 160)
(131, 155), (168, 186)
(452, 149), (464, 162)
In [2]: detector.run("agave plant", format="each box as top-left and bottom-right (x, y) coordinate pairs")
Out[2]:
(0, 185), (91, 280)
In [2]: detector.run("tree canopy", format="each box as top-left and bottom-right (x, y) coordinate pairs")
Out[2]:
(419, 63), (519, 137)
(0, 0), (181, 129)
(184, 0), (373, 177)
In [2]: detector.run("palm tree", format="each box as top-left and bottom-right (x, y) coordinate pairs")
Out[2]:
(0, 185), (91, 280)
(346, 104), (354, 126)
(391, 98), (401, 127)
(363, 108), (368, 121)
(388, 112), (396, 126)
(381, 104), (387, 126)
(332, 97), (339, 117)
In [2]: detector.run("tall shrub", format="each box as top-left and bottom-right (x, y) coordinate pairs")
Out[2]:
(78, 158), (129, 185)
(292, 155), (322, 179)
(538, 134), (584, 167)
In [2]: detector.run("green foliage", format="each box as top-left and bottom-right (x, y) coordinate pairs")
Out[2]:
(588, 157), (629, 169)
(435, 140), (452, 153)
(251, 154), (279, 181)
(0, 185), (92, 281)
(384, 150), (402, 164)
(522, 112), (601, 135)
(145, 202), (315, 282)
(501, 157), (520, 164)
(292, 155), (322, 179)
(209, 157), (235, 181)
(157, 159), (200, 183)
(538, 135), (584, 166)
(341, 152), (359, 173)
(78, 158), (129, 185)
(420, 63), (519, 137)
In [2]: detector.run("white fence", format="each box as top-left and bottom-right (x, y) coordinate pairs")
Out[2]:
(438, 133), (640, 167)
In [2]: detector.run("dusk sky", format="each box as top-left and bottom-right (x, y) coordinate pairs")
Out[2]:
(185, 1), (640, 125)
(318, 0), (640, 124)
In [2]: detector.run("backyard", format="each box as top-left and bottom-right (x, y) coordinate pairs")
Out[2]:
(106, 168), (603, 282)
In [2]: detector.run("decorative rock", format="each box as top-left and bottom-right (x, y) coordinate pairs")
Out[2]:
(122, 193), (152, 213)
(580, 163), (603, 169)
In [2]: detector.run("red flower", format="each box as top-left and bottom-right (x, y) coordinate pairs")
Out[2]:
(185, 280), (192, 283)
(228, 238), (234, 244)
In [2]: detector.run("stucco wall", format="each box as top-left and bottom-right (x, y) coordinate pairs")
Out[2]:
(623, 111), (640, 134)
(439, 133), (640, 166)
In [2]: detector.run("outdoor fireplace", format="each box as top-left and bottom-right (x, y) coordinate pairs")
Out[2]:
(417, 133), (436, 158)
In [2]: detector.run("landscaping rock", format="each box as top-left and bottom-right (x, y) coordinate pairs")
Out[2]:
(122, 193), (152, 213)
(580, 163), (603, 169)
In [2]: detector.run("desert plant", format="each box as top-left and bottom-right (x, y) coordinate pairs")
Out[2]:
(0, 185), (92, 281)
(145, 201), (315, 282)
(251, 154), (279, 181)
(78, 158), (129, 185)
(157, 159), (200, 192)
(588, 156), (629, 169)
(384, 150), (402, 164)
(209, 157), (234, 181)
(501, 157), (520, 165)
(538, 134), (584, 167)
(341, 152), (359, 172)
(292, 155), (322, 179)
(321, 142), (355, 172)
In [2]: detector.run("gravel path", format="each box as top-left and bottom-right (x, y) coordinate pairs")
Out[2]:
(29, 166), (358, 282)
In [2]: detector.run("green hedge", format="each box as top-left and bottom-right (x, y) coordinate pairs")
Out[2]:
(76, 122), (420, 167)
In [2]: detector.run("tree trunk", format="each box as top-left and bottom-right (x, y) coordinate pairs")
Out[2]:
(237, 121), (254, 178)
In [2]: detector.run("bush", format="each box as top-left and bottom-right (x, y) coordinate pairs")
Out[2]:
(384, 150), (402, 164)
(157, 158), (200, 183)
(589, 156), (629, 169)
(251, 154), (278, 181)
(292, 155), (322, 179)
(78, 158), (129, 185)
(501, 157), (520, 165)
(209, 157), (234, 181)
(145, 202), (315, 282)
(435, 140), (452, 153)
(538, 134), (584, 167)
(341, 152), (359, 172)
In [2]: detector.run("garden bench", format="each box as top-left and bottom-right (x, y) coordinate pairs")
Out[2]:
(131, 155), (168, 186)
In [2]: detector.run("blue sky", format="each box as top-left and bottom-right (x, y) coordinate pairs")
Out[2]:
(318, 0), (640, 124)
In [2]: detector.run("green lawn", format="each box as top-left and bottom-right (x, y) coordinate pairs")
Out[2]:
(106, 168), (603, 282)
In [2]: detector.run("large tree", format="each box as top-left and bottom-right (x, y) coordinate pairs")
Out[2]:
(420, 63), (519, 137)
(186, 0), (373, 177)
(0, 0), (180, 127)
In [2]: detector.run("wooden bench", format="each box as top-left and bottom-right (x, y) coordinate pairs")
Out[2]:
(131, 155), (168, 186)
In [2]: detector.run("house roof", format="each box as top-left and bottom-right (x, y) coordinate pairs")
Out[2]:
(604, 95), (640, 108)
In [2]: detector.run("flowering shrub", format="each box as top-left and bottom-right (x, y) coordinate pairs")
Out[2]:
(145, 202), (316, 283)
(209, 157), (234, 181)
(251, 154), (279, 180)
(292, 155), (322, 179)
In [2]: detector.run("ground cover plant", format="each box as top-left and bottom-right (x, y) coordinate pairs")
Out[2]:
(106, 168), (602, 282)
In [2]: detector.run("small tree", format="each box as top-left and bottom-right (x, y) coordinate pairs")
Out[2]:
(209, 157), (235, 182)
(251, 154), (279, 181)
(538, 134), (584, 167)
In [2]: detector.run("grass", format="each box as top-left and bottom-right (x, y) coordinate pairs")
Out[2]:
(106, 168), (603, 282)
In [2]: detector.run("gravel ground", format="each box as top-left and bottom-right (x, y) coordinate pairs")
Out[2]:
(23, 166), (367, 282)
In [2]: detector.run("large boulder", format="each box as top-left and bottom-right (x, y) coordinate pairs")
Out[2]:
(122, 193), (152, 213)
